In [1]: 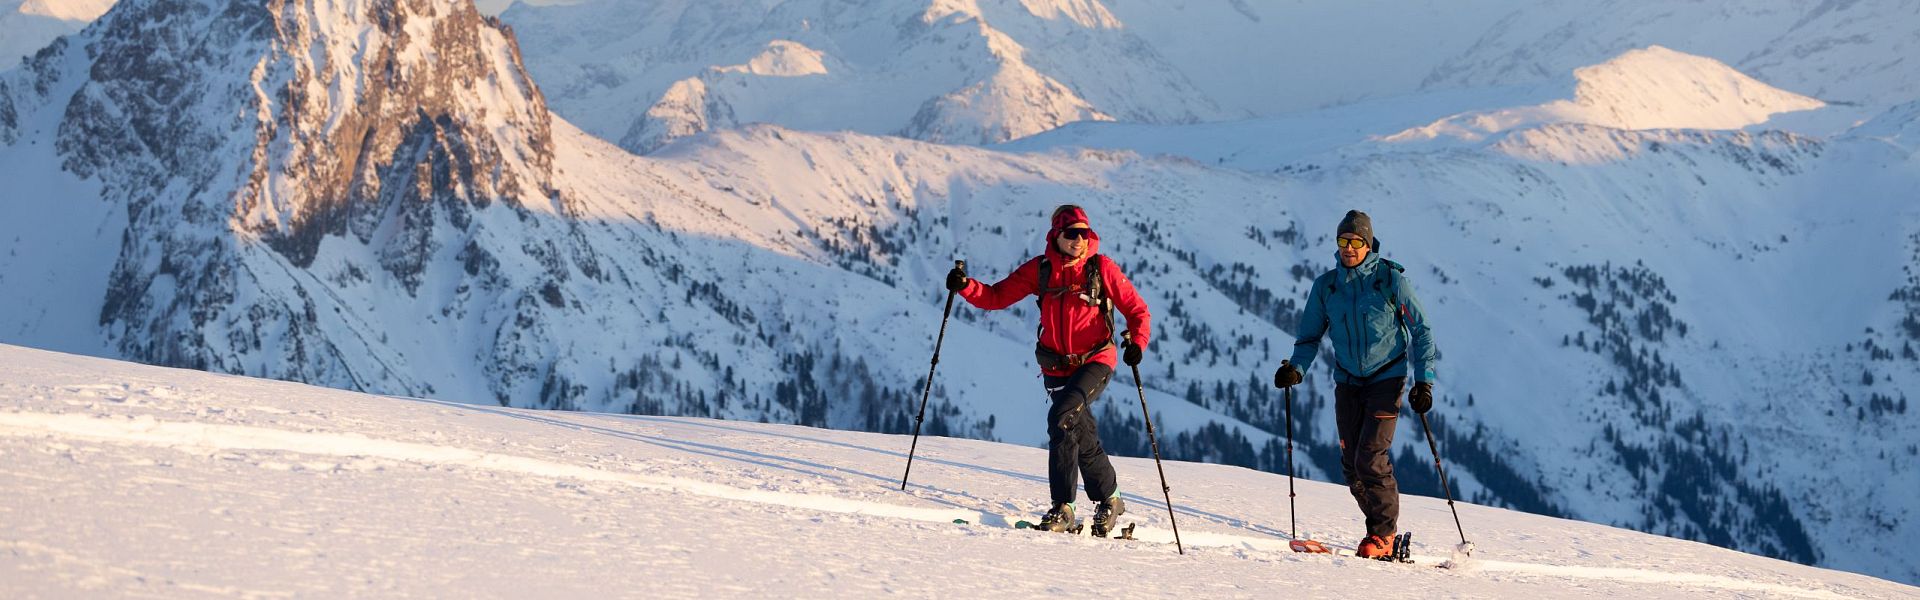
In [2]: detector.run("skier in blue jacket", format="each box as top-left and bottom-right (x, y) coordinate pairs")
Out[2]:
(1273, 210), (1440, 559)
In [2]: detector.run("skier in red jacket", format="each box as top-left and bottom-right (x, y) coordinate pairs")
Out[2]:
(945, 205), (1153, 536)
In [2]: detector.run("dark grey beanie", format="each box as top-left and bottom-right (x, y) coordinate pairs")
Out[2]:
(1338, 210), (1374, 248)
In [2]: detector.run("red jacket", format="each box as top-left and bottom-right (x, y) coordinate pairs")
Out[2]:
(959, 236), (1152, 376)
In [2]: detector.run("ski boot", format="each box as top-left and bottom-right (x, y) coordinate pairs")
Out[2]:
(1039, 503), (1081, 533)
(1090, 497), (1125, 538)
(1356, 534), (1394, 559)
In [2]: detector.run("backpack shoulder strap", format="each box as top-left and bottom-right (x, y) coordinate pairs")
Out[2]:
(1085, 255), (1105, 299)
(1089, 256), (1115, 340)
(1381, 260), (1409, 330)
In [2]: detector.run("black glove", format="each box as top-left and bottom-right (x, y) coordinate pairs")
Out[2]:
(1122, 340), (1144, 366)
(945, 266), (969, 292)
(1409, 382), (1434, 414)
(1273, 361), (1303, 389)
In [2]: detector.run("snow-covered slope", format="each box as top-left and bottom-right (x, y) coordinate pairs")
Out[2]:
(3, 344), (1914, 599)
(0, 0), (114, 67)
(1853, 100), (1920, 153)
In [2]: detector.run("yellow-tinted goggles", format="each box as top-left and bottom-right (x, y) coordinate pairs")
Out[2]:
(1336, 237), (1369, 249)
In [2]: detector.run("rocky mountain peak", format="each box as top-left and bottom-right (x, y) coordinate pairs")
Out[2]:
(48, 0), (556, 267)
(0, 0), (569, 385)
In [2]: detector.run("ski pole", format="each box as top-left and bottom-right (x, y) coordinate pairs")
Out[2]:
(1128, 361), (1184, 554)
(1416, 410), (1470, 548)
(901, 260), (964, 491)
(1284, 376), (1297, 541)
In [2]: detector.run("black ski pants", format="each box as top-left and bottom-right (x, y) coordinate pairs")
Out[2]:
(1335, 376), (1405, 538)
(1043, 363), (1118, 507)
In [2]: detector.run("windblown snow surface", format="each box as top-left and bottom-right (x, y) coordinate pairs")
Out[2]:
(1, 344), (1912, 599)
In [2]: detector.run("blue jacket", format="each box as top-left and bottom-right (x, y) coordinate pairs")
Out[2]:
(1289, 252), (1439, 385)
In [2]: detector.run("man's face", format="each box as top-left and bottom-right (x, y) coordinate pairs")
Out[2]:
(1338, 233), (1370, 267)
(1056, 225), (1092, 258)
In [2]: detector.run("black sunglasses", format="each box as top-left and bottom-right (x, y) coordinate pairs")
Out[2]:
(1060, 228), (1093, 240)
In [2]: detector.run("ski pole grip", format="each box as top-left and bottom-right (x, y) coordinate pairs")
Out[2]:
(955, 259), (966, 272)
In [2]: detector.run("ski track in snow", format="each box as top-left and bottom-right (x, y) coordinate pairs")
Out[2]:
(0, 407), (1868, 600)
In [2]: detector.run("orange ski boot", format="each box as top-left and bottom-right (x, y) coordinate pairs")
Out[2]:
(1356, 534), (1394, 559)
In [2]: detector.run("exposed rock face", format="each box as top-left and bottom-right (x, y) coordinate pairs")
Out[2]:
(29, 0), (561, 390)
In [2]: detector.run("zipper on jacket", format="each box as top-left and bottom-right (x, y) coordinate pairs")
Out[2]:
(1349, 276), (1361, 383)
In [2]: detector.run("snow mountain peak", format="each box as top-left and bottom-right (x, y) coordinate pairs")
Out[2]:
(0, 0), (572, 388)
(923, 0), (1121, 30)
(1564, 45), (1826, 129)
(1384, 46), (1825, 144)
(28, 0), (560, 259)
(503, 0), (1219, 153)
(715, 40), (831, 77)
(15, 0), (114, 20)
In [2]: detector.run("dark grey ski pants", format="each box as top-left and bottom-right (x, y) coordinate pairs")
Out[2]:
(1044, 363), (1117, 506)
(1335, 376), (1405, 538)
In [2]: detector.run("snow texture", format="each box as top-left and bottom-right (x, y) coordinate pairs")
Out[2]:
(1, 343), (1914, 598)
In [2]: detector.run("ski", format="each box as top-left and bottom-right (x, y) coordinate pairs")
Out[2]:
(1014, 519), (1136, 541)
(1324, 532), (1417, 564)
(1015, 519), (1084, 534)
(1289, 539), (1331, 553)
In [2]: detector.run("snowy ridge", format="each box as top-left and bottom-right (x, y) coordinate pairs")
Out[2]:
(500, 0), (1919, 145)
(14, 0), (113, 20)
(714, 40), (830, 77)
(1851, 100), (1920, 152)
(621, 76), (735, 156)
(1384, 46), (1825, 144)
(1006, 47), (1829, 168)
(1419, 0), (1920, 113)
(501, 0), (1221, 151)
(2, 343), (1912, 598)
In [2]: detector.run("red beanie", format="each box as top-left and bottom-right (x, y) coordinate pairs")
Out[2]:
(1048, 205), (1097, 241)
